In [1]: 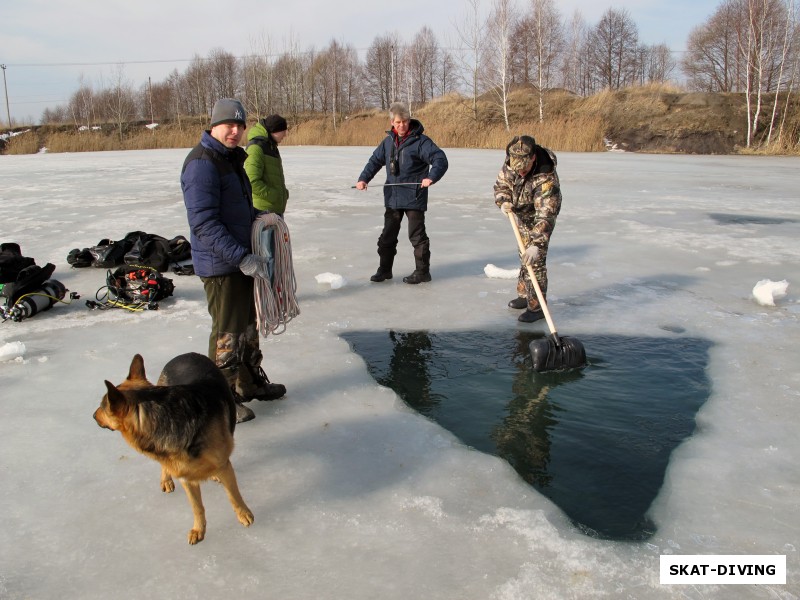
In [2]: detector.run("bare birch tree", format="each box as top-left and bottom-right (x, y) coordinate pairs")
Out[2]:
(452, 0), (486, 120)
(271, 34), (310, 117)
(559, 11), (589, 94)
(69, 75), (96, 130)
(339, 43), (365, 115)
(483, 0), (517, 130)
(641, 43), (676, 83)
(437, 49), (459, 97)
(408, 27), (440, 103)
(771, 0), (798, 146)
(183, 55), (212, 117)
(166, 70), (183, 129)
(243, 33), (275, 119)
(102, 64), (136, 142)
(140, 78), (174, 122)
(741, 0), (793, 145)
(364, 34), (398, 109)
(522, 0), (563, 121)
(311, 40), (362, 127)
(207, 48), (240, 102)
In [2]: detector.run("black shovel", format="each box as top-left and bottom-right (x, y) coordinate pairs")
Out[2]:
(507, 212), (587, 372)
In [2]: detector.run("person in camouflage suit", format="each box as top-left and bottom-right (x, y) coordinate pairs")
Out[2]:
(494, 135), (562, 323)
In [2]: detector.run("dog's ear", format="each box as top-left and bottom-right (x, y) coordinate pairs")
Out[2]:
(104, 380), (130, 414)
(128, 354), (147, 382)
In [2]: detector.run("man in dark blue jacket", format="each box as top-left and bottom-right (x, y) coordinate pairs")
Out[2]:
(356, 102), (448, 284)
(181, 98), (286, 423)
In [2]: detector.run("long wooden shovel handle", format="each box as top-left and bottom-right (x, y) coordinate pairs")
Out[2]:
(507, 211), (559, 337)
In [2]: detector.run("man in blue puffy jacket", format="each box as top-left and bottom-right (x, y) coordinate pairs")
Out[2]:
(181, 98), (286, 423)
(355, 102), (448, 284)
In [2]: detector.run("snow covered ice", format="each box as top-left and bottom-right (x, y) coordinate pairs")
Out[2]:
(1, 147), (798, 599)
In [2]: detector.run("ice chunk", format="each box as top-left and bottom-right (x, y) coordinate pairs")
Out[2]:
(484, 264), (517, 279)
(752, 279), (789, 306)
(315, 272), (347, 289)
(0, 341), (26, 362)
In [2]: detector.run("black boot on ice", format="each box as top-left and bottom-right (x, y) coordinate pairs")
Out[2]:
(508, 297), (527, 309)
(518, 308), (545, 323)
(402, 270), (431, 284)
(370, 268), (393, 282)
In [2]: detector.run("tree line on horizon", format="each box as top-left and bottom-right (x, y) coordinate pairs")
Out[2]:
(37, 0), (799, 149)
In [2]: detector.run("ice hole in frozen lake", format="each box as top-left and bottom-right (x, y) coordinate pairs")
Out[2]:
(708, 212), (799, 226)
(342, 329), (713, 540)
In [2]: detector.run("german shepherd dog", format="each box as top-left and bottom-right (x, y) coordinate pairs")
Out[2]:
(93, 352), (254, 544)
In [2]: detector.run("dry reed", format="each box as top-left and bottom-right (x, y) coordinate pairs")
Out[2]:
(288, 97), (606, 153)
(5, 131), (41, 155)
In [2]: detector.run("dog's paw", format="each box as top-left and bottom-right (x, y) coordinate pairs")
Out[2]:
(187, 528), (205, 545)
(237, 506), (254, 527)
(161, 477), (175, 493)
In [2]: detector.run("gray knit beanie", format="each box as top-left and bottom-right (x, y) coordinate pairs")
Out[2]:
(210, 98), (247, 128)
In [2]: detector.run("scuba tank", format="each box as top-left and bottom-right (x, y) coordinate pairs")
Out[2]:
(2, 279), (67, 322)
(1, 262), (70, 322)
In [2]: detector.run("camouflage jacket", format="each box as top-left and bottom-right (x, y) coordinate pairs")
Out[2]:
(493, 145), (562, 247)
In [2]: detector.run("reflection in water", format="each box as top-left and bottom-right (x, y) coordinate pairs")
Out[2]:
(492, 332), (584, 489)
(342, 329), (712, 541)
(379, 331), (437, 412)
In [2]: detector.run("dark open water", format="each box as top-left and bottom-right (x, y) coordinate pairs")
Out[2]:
(342, 329), (712, 541)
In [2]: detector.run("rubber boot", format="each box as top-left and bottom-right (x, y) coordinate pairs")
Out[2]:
(518, 309), (545, 323)
(508, 297), (527, 309)
(402, 270), (431, 284)
(370, 268), (393, 282)
(370, 254), (394, 282)
(403, 251), (431, 284)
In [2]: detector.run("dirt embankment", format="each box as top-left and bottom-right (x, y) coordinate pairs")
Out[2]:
(593, 89), (799, 154)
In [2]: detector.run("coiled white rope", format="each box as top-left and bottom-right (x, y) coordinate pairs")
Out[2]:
(251, 213), (300, 336)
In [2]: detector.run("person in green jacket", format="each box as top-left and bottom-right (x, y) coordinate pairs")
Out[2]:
(244, 114), (289, 215)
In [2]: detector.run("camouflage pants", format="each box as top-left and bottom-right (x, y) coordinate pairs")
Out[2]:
(516, 227), (549, 312)
(201, 271), (263, 394)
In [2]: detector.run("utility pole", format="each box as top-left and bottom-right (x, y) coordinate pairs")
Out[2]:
(1, 65), (10, 128)
(148, 76), (155, 125)
(390, 46), (396, 103)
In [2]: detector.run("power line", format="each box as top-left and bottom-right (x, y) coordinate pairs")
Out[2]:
(3, 47), (362, 69)
(5, 58), (198, 68)
(4, 41), (687, 71)
(9, 99), (68, 105)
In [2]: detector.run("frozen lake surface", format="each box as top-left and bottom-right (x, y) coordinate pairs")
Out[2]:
(1, 147), (798, 599)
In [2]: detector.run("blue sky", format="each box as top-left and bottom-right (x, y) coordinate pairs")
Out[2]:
(0, 0), (718, 124)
